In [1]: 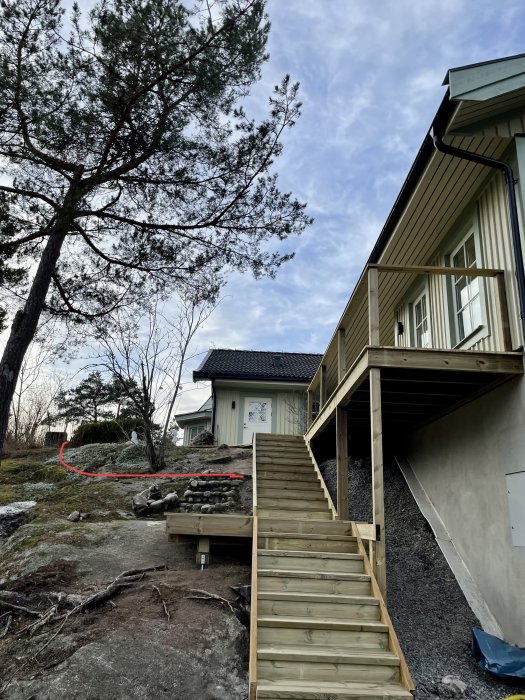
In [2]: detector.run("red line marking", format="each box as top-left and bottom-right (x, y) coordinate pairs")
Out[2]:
(58, 442), (244, 479)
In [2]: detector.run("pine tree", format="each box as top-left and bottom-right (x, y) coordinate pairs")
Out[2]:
(0, 0), (311, 451)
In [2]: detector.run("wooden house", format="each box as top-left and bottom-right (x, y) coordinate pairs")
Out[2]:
(305, 53), (525, 647)
(178, 349), (322, 445)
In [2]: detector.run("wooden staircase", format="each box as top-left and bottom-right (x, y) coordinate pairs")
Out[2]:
(249, 433), (414, 700)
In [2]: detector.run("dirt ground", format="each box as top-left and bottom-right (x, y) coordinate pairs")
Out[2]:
(0, 444), (253, 699)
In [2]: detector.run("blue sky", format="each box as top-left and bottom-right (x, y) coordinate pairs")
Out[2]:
(178, 0), (525, 413)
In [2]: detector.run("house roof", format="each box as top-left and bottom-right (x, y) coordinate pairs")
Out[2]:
(175, 396), (213, 423)
(193, 349), (322, 383)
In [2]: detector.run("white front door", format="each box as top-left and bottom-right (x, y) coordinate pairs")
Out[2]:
(243, 397), (272, 443)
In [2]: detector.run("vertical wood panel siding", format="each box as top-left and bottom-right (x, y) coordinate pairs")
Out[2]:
(276, 391), (307, 435)
(477, 175), (522, 349)
(395, 173), (522, 352)
(214, 390), (240, 446)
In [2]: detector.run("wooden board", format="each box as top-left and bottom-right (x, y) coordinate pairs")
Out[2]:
(166, 513), (253, 538)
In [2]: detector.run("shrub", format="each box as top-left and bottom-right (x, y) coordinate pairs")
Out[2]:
(70, 418), (144, 447)
(191, 430), (214, 446)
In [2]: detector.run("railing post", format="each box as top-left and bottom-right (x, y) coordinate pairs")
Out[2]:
(368, 267), (380, 345)
(370, 367), (386, 601)
(496, 272), (512, 351)
(306, 390), (313, 430)
(336, 405), (348, 520)
(319, 364), (327, 409)
(337, 327), (346, 382)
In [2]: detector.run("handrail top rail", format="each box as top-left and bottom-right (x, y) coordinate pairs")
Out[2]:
(368, 262), (504, 278)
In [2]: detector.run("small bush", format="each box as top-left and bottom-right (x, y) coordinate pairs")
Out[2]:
(191, 430), (214, 446)
(70, 418), (144, 447)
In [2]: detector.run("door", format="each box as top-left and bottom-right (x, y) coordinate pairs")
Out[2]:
(243, 397), (272, 443)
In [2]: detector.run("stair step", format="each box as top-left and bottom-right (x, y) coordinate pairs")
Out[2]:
(258, 576), (370, 596)
(258, 549), (363, 560)
(257, 479), (321, 491)
(258, 550), (364, 574)
(257, 519), (352, 535)
(258, 591), (377, 616)
(256, 679), (413, 699)
(257, 615), (388, 633)
(258, 535), (358, 554)
(257, 471), (320, 482)
(257, 457), (313, 465)
(258, 645), (399, 666)
(257, 621), (388, 650)
(257, 498), (328, 510)
(258, 657), (399, 683)
(257, 480), (326, 500)
(258, 509), (332, 520)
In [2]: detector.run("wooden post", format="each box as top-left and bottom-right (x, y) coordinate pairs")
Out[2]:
(336, 405), (348, 520)
(370, 367), (386, 600)
(319, 364), (327, 409)
(368, 266), (380, 345)
(496, 272), (512, 351)
(306, 390), (313, 429)
(337, 327), (346, 383)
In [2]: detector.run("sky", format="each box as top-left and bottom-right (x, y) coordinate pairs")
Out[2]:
(176, 0), (525, 415)
(3, 0), (525, 423)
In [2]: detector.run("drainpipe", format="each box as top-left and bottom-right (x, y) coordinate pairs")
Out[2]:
(211, 380), (217, 444)
(431, 127), (525, 346)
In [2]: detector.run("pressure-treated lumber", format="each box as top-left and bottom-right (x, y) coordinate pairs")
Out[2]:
(166, 513), (253, 537)
(336, 405), (349, 519)
(370, 368), (386, 600)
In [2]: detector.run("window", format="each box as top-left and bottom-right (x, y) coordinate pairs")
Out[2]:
(451, 232), (482, 342)
(189, 424), (206, 441)
(413, 290), (431, 348)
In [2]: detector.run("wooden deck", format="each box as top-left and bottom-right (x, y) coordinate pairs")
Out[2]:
(306, 345), (523, 441)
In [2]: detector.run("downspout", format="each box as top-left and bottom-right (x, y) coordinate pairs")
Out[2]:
(431, 127), (525, 346)
(211, 379), (217, 445)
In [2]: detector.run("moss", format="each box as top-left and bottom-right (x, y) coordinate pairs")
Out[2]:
(0, 485), (16, 506)
(30, 481), (132, 522)
(0, 449), (67, 485)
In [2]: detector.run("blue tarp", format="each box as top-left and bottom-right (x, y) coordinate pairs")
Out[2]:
(472, 628), (525, 681)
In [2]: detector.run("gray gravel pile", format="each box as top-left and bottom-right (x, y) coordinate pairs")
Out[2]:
(319, 456), (524, 700)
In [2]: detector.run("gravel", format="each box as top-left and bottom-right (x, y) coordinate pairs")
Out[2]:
(319, 455), (525, 700)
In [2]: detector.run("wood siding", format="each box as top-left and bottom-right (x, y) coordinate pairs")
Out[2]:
(214, 386), (307, 445)
(394, 173), (523, 353)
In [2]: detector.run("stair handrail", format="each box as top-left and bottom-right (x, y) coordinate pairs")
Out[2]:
(248, 433), (258, 699)
(304, 437), (338, 520)
(351, 521), (415, 694)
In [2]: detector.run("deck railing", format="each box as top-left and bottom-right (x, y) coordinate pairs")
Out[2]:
(307, 263), (512, 427)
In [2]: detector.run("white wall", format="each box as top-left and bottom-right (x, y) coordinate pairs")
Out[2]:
(405, 375), (525, 645)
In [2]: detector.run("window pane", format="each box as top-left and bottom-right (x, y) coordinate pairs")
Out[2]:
(459, 307), (472, 339)
(465, 235), (477, 267)
(471, 294), (482, 329)
(415, 300), (422, 326)
(455, 276), (469, 310)
(453, 247), (466, 269)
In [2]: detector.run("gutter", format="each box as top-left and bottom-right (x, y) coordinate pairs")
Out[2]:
(431, 126), (525, 345)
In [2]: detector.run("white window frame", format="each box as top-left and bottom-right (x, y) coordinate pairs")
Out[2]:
(412, 287), (432, 348)
(446, 224), (489, 349)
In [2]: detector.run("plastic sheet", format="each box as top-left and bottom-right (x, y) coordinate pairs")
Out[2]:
(472, 628), (525, 680)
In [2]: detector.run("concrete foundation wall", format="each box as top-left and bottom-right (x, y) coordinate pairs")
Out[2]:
(405, 375), (525, 645)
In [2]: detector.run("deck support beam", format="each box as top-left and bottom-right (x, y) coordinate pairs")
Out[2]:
(336, 405), (348, 519)
(370, 367), (386, 601)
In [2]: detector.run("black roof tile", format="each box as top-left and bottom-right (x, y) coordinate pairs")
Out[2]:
(193, 349), (322, 383)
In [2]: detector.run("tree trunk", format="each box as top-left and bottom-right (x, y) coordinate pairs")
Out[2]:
(0, 226), (68, 454)
(143, 423), (162, 470)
